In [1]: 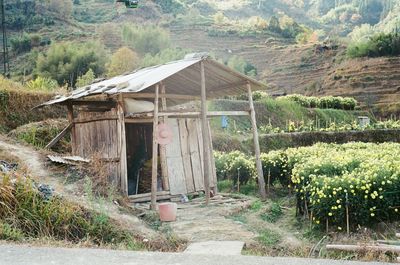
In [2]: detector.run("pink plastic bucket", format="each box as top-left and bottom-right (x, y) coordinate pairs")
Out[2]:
(158, 202), (177, 222)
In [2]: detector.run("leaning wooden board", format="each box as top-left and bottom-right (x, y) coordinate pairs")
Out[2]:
(165, 119), (187, 195)
(178, 119), (195, 193)
(187, 118), (204, 191)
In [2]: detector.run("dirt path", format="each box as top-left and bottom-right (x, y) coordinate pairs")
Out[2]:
(140, 195), (258, 244)
(0, 136), (303, 247)
(0, 136), (157, 239)
(0, 136), (48, 178)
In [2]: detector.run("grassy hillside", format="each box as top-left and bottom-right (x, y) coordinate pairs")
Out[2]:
(209, 97), (371, 152)
(0, 77), (64, 132)
(1, 0), (399, 115)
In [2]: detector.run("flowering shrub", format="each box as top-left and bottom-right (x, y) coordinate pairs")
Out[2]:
(260, 151), (291, 187)
(214, 151), (255, 185)
(259, 119), (400, 134)
(278, 94), (358, 110)
(215, 142), (400, 230)
(290, 142), (400, 229)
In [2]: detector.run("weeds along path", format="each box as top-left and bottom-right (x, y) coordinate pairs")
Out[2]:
(0, 135), (158, 239)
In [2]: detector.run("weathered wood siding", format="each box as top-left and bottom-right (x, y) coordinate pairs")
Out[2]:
(74, 108), (125, 191)
(165, 118), (216, 195)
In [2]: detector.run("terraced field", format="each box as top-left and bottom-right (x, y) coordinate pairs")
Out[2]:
(171, 27), (400, 114)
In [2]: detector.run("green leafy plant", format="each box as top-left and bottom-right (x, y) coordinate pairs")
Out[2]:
(260, 203), (283, 223)
(25, 77), (59, 92)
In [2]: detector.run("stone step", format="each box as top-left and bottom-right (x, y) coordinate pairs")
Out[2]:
(184, 241), (245, 256)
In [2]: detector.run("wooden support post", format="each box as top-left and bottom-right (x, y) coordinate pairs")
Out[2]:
(151, 84), (160, 210)
(200, 61), (211, 205)
(67, 103), (76, 154)
(45, 123), (72, 149)
(346, 192), (350, 236)
(117, 98), (128, 196)
(247, 82), (266, 200)
(160, 84), (169, 191)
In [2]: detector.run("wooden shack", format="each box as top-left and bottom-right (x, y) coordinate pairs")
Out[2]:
(41, 55), (268, 208)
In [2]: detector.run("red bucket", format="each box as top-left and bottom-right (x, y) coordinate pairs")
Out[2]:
(158, 202), (177, 222)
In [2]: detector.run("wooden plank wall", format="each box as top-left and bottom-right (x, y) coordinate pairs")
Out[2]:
(165, 119), (187, 195)
(74, 108), (122, 188)
(165, 118), (216, 195)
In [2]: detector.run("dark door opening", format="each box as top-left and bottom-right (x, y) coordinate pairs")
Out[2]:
(125, 123), (154, 196)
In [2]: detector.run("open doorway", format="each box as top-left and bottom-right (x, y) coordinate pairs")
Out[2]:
(125, 123), (161, 195)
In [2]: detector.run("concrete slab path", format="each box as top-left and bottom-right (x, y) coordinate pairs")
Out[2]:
(184, 241), (245, 256)
(0, 244), (389, 265)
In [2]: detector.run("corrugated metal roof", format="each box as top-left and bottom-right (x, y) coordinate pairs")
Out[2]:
(41, 56), (267, 106)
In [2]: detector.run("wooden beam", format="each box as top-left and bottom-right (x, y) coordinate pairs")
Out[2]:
(326, 244), (400, 254)
(66, 104), (76, 155)
(125, 118), (153, 124)
(129, 191), (170, 200)
(158, 111), (250, 117)
(130, 192), (176, 203)
(126, 111), (249, 119)
(160, 84), (170, 191)
(200, 61), (211, 205)
(67, 100), (116, 106)
(151, 84), (160, 210)
(45, 123), (72, 149)
(122, 93), (200, 101)
(247, 82), (267, 200)
(73, 116), (118, 124)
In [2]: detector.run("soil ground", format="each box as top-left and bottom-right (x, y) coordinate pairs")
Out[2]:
(0, 134), (309, 254)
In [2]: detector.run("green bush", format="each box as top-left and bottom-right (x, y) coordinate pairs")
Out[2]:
(214, 151), (255, 186)
(227, 55), (257, 77)
(0, 222), (24, 241)
(8, 119), (70, 153)
(260, 151), (290, 187)
(140, 48), (189, 68)
(25, 77), (59, 92)
(10, 33), (32, 54)
(260, 142), (400, 230)
(122, 25), (171, 56)
(292, 142), (400, 229)
(34, 41), (108, 87)
(347, 32), (400, 58)
(218, 142), (400, 230)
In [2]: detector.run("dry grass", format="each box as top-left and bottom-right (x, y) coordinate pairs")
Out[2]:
(0, 81), (65, 132)
(8, 119), (70, 153)
(78, 152), (116, 197)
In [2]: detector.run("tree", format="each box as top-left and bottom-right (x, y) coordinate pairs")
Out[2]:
(122, 25), (171, 56)
(35, 41), (108, 87)
(140, 48), (190, 68)
(76, 69), (95, 88)
(267, 16), (281, 33)
(107, 47), (140, 77)
(226, 56), (257, 77)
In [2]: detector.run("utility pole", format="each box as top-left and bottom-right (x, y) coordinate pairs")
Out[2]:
(1, 0), (9, 77)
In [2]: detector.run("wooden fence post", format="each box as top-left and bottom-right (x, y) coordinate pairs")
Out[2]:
(151, 84), (160, 210)
(247, 82), (266, 200)
(200, 60), (211, 205)
(159, 84), (169, 191)
(67, 103), (76, 154)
